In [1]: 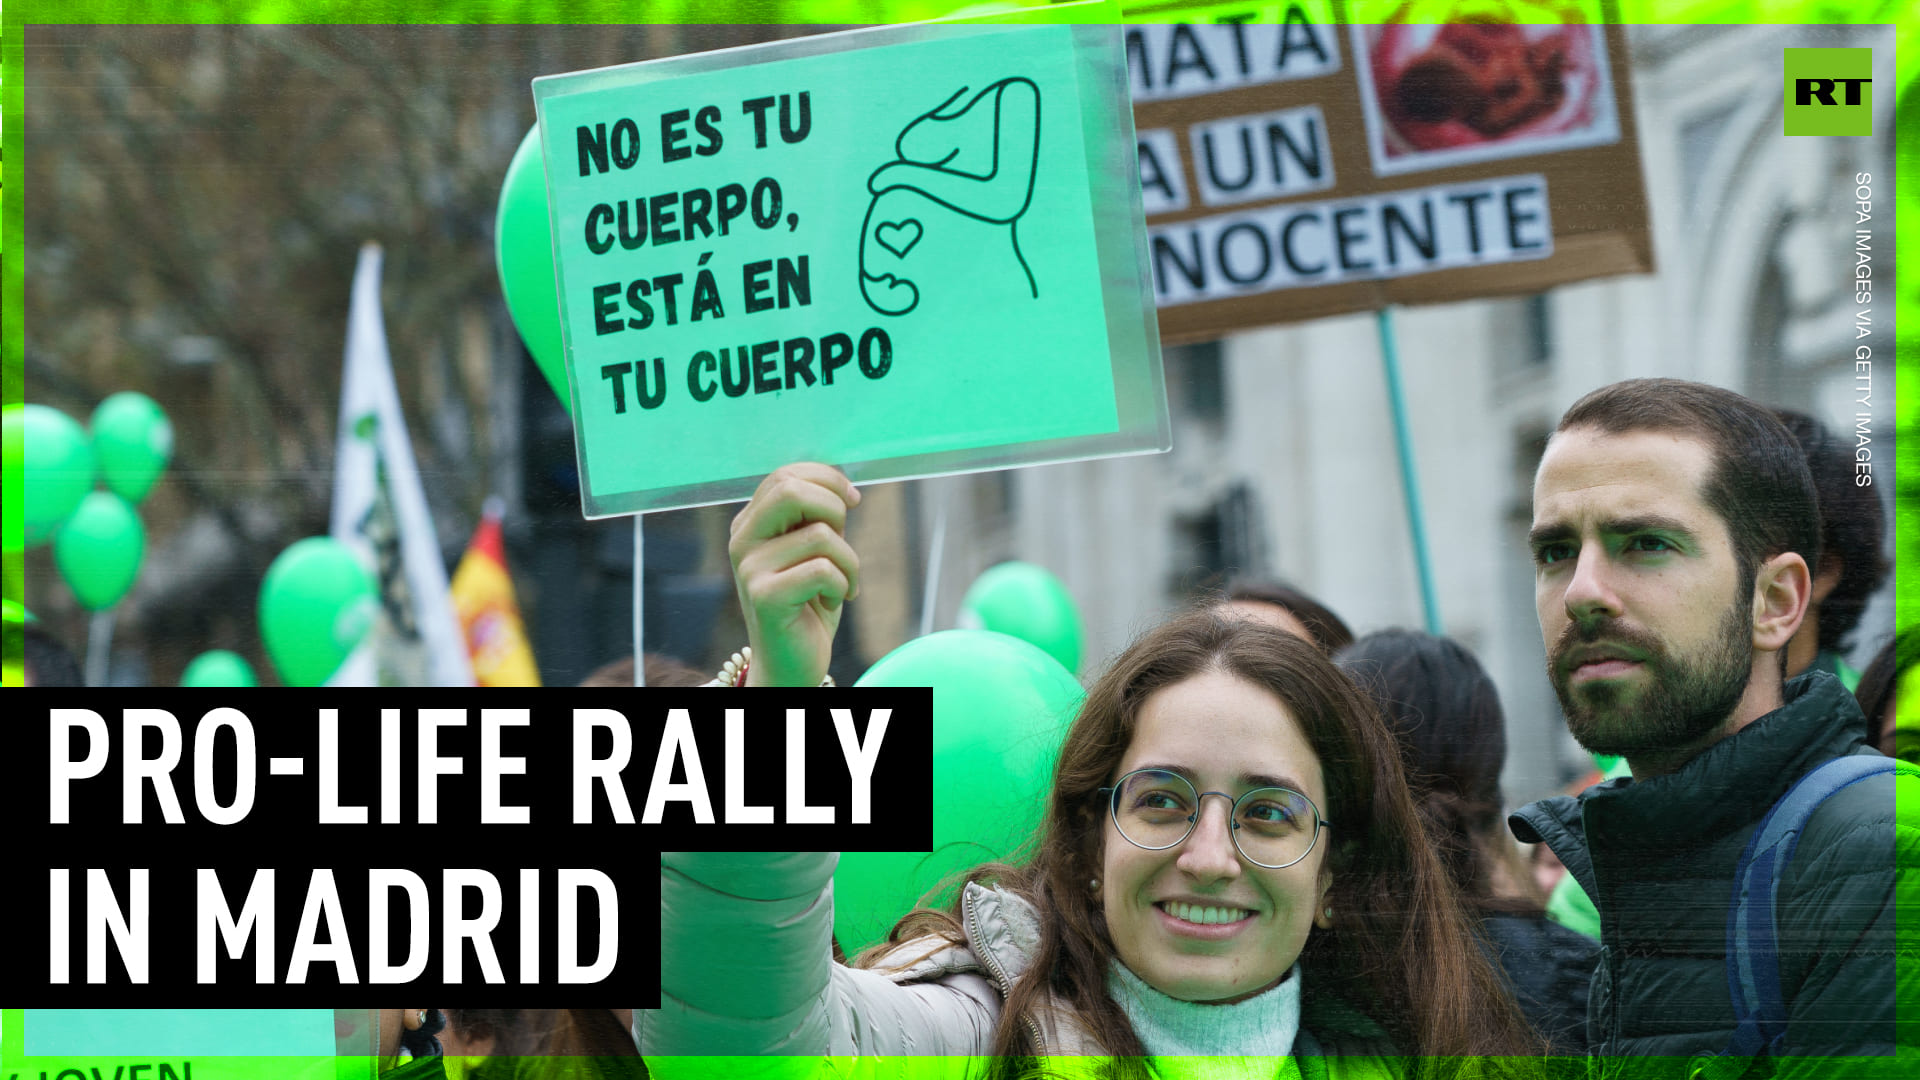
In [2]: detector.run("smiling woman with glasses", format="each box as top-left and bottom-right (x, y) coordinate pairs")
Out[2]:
(1102, 769), (1332, 869)
(647, 465), (1541, 1080)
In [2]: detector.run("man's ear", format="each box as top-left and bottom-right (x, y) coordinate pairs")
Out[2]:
(1752, 552), (1813, 654)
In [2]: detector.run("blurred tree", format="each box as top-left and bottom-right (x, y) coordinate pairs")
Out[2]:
(23, 23), (823, 683)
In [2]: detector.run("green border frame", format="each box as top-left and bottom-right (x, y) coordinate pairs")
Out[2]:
(1, 0), (1911, 1071)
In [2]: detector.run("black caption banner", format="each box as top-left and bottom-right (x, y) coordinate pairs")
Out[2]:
(13, 688), (933, 1006)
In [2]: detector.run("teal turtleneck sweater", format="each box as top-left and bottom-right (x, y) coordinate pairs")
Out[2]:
(1108, 959), (1303, 1065)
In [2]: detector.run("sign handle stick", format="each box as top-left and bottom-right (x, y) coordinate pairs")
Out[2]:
(1377, 307), (1441, 635)
(632, 513), (646, 687)
(85, 608), (114, 687)
(919, 483), (949, 640)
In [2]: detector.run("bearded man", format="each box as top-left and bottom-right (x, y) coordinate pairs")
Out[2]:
(1509, 379), (1911, 1075)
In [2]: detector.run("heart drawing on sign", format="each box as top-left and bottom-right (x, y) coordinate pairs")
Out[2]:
(856, 77), (1040, 317)
(875, 219), (923, 259)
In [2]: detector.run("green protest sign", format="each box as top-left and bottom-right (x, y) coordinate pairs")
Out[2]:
(6, 1008), (374, 1079)
(533, 21), (1166, 515)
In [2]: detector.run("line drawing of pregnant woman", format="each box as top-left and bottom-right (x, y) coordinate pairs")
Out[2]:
(858, 76), (1040, 317)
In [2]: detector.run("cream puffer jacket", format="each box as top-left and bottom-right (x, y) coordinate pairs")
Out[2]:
(644, 852), (1400, 1080)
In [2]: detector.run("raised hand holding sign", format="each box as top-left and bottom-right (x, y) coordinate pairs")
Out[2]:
(728, 462), (862, 688)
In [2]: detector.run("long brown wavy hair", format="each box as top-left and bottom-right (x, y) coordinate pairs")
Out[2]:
(866, 610), (1538, 1077)
(444, 1009), (642, 1080)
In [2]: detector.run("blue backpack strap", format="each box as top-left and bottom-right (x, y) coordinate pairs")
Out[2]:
(1722, 755), (1902, 1061)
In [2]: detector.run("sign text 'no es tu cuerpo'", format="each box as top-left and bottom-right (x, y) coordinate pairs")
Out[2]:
(534, 22), (1167, 516)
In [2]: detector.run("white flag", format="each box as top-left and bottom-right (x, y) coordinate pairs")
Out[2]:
(329, 244), (475, 687)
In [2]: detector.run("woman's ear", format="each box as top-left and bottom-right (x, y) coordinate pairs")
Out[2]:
(1313, 870), (1336, 930)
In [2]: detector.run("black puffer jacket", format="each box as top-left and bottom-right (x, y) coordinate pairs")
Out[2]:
(1476, 910), (1596, 1055)
(1509, 672), (1913, 1077)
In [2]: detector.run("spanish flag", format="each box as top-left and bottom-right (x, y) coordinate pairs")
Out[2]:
(450, 496), (542, 686)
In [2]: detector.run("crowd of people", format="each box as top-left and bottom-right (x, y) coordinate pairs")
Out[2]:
(620, 377), (1908, 1080)
(35, 376), (1898, 1076)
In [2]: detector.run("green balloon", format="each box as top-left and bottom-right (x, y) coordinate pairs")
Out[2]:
(91, 391), (174, 503)
(840, 629), (1084, 953)
(259, 537), (377, 687)
(54, 491), (145, 611)
(17, 403), (96, 548)
(1, 406), (18, 554)
(496, 125), (571, 416)
(958, 561), (1084, 673)
(182, 649), (258, 687)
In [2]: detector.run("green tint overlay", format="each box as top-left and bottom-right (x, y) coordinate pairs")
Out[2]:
(3, 0), (1912, 1067)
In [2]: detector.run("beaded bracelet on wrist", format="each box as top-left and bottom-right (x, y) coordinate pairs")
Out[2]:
(716, 645), (835, 687)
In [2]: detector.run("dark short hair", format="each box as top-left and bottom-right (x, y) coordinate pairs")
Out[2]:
(1774, 409), (1888, 652)
(1335, 630), (1508, 899)
(1336, 629), (1505, 810)
(1556, 379), (1820, 588)
(1222, 578), (1355, 654)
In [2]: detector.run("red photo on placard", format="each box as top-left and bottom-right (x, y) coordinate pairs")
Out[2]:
(1354, 4), (1621, 176)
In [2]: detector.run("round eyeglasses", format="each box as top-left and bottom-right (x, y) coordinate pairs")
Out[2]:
(1099, 768), (1332, 869)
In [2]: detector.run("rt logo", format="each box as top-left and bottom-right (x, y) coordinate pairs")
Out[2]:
(1795, 77), (1868, 106)
(1784, 48), (1872, 135)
